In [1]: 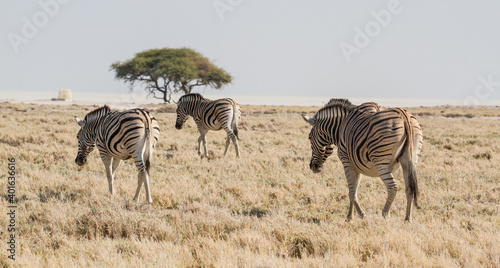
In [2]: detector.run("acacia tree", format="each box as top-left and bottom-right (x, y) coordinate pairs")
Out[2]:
(110, 47), (232, 103)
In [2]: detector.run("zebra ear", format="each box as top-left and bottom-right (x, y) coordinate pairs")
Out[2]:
(301, 114), (315, 126)
(74, 116), (85, 127)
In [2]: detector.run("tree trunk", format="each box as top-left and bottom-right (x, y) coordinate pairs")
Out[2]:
(161, 86), (170, 103)
(163, 91), (168, 103)
(180, 83), (191, 95)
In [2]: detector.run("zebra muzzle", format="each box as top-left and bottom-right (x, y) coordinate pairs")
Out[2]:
(310, 162), (323, 173)
(75, 156), (86, 166)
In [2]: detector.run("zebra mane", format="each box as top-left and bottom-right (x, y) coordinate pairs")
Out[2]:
(84, 105), (111, 122)
(179, 93), (206, 102)
(315, 98), (355, 120)
(325, 98), (352, 107)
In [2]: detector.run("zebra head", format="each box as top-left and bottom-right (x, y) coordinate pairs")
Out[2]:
(74, 106), (110, 166)
(307, 125), (330, 173)
(175, 101), (190, 130)
(302, 114), (326, 173)
(303, 100), (355, 173)
(175, 94), (204, 129)
(74, 117), (95, 166)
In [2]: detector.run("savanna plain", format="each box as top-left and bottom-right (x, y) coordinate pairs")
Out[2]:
(0, 102), (499, 267)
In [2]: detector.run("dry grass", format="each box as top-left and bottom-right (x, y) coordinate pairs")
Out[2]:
(0, 102), (499, 267)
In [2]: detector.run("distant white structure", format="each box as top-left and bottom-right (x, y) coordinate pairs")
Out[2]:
(52, 89), (72, 101)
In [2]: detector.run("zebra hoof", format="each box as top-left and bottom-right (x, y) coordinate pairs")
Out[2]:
(382, 211), (390, 219)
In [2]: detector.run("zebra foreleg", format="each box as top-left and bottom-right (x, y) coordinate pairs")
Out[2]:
(197, 129), (208, 158)
(101, 155), (114, 195)
(343, 167), (365, 221)
(197, 135), (203, 156)
(108, 158), (122, 195)
(111, 158), (121, 177)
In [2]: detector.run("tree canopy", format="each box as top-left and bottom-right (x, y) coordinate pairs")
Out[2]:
(110, 47), (232, 103)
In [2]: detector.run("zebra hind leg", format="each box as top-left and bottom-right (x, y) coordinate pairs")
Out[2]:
(133, 158), (152, 203)
(133, 168), (152, 203)
(399, 155), (417, 222)
(232, 133), (240, 158)
(223, 131), (240, 158)
(377, 169), (398, 219)
(133, 172), (144, 202)
(223, 135), (230, 156)
(142, 168), (152, 204)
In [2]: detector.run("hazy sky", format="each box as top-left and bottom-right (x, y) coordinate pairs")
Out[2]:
(1, 0), (500, 102)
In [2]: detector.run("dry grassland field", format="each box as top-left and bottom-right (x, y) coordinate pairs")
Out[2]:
(0, 102), (499, 267)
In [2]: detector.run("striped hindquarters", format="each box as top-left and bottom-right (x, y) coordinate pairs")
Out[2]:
(339, 108), (413, 176)
(194, 98), (238, 131)
(97, 109), (160, 161)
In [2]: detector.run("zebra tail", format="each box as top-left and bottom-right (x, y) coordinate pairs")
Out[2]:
(408, 158), (419, 209)
(144, 124), (152, 175)
(232, 104), (241, 140)
(401, 109), (419, 208)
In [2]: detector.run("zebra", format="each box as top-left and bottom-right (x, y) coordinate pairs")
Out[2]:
(175, 93), (241, 158)
(74, 105), (160, 203)
(302, 99), (423, 222)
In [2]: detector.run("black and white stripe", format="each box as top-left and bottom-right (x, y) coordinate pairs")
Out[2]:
(74, 105), (160, 203)
(303, 99), (423, 222)
(175, 93), (241, 158)
(317, 99), (383, 159)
